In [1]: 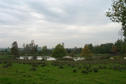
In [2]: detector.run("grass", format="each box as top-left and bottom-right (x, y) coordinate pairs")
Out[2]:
(0, 61), (126, 84)
(0, 55), (12, 59)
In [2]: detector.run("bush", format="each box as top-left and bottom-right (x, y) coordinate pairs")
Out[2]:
(30, 67), (37, 71)
(73, 69), (77, 73)
(93, 67), (99, 73)
(81, 70), (88, 74)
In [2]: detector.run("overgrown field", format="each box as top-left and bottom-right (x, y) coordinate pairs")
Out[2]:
(0, 60), (126, 84)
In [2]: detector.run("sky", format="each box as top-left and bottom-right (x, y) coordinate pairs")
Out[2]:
(0, 0), (122, 48)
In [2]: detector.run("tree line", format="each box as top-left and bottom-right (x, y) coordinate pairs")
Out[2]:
(6, 39), (125, 59)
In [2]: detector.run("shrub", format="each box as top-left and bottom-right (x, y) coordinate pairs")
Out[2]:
(59, 66), (64, 69)
(81, 70), (88, 74)
(30, 67), (36, 71)
(93, 68), (99, 72)
(73, 69), (77, 73)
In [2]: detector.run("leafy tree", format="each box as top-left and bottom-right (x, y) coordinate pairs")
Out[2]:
(23, 40), (38, 55)
(87, 44), (93, 51)
(112, 45), (117, 54)
(115, 39), (123, 53)
(52, 44), (67, 58)
(106, 0), (126, 39)
(11, 41), (19, 58)
(81, 45), (92, 59)
(100, 43), (113, 53)
(121, 41), (126, 53)
(69, 50), (76, 57)
(93, 43), (113, 54)
(42, 46), (48, 56)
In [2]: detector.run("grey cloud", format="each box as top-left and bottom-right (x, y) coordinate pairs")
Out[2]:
(25, 0), (112, 26)
(0, 0), (121, 48)
(0, 0), (112, 26)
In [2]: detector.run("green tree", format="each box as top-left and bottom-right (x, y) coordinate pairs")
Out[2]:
(112, 45), (117, 54)
(52, 44), (67, 58)
(69, 50), (76, 57)
(11, 41), (19, 58)
(81, 45), (92, 59)
(121, 41), (126, 53)
(106, 0), (126, 39)
(23, 40), (38, 56)
(42, 46), (48, 56)
(115, 39), (123, 53)
(87, 44), (93, 51)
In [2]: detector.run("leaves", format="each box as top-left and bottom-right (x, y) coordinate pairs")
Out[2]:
(81, 45), (92, 59)
(52, 44), (67, 58)
(106, 0), (126, 38)
(11, 41), (19, 58)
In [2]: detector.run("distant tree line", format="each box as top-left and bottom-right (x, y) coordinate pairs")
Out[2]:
(0, 39), (122, 59)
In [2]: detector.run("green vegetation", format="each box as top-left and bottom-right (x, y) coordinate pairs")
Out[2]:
(23, 40), (38, 56)
(52, 43), (67, 58)
(81, 45), (92, 59)
(41, 46), (48, 56)
(11, 41), (19, 58)
(0, 60), (126, 84)
(106, 0), (126, 39)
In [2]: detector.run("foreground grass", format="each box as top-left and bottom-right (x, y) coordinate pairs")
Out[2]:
(0, 62), (126, 84)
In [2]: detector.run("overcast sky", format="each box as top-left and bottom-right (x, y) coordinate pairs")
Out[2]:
(0, 0), (122, 48)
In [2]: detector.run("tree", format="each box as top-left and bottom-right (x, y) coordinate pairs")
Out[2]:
(106, 0), (126, 40)
(52, 44), (67, 58)
(112, 45), (117, 54)
(81, 45), (92, 59)
(42, 46), (48, 56)
(67, 47), (81, 57)
(23, 40), (38, 56)
(121, 41), (126, 53)
(115, 39), (123, 53)
(92, 43), (113, 54)
(69, 50), (76, 57)
(11, 41), (19, 58)
(87, 44), (93, 51)
(100, 43), (113, 53)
